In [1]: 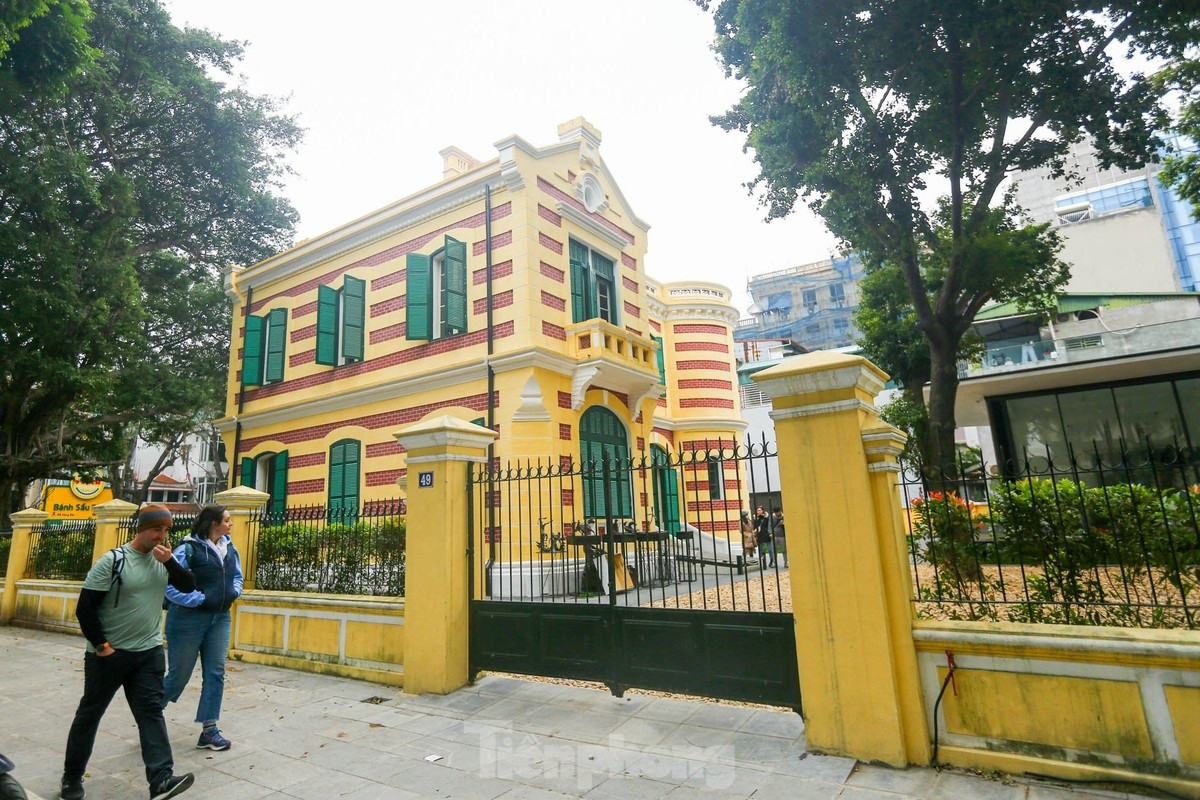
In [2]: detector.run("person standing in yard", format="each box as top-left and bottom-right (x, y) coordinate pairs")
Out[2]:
(754, 506), (774, 568)
(739, 510), (756, 560)
(772, 509), (787, 569)
(61, 503), (197, 800)
(163, 505), (243, 752)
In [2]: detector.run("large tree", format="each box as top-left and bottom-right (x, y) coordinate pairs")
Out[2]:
(1156, 55), (1200, 217)
(0, 0), (300, 524)
(699, 0), (1195, 474)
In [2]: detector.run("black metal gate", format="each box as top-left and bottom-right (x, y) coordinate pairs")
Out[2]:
(468, 437), (801, 711)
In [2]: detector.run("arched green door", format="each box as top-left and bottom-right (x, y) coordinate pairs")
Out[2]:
(650, 444), (681, 532)
(579, 406), (632, 520)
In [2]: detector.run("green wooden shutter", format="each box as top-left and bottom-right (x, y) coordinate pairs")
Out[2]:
(242, 314), (264, 387)
(661, 465), (680, 532)
(406, 253), (432, 340)
(579, 407), (631, 519)
(342, 275), (365, 361)
(240, 457), (256, 489)
(344, 440), (360, 510)
(328, 439), (360, 517)
(265, 308), (287, 383)
(329, 442), (345, 501)
(443, 236), (467, 335)
(569, 240), (588, 323)
(592, 252), (614, 281)
(316, 285), (339, 365)
(270, 450), (288, 515)
(652, 335), (666, 384)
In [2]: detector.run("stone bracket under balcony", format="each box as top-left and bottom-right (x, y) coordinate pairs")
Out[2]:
(566, 319), (663, 412)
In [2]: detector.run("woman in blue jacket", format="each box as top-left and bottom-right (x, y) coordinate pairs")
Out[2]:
(163, 504), (243, 751)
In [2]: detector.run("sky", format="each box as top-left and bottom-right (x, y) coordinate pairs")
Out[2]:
(162, 0), (839, 313)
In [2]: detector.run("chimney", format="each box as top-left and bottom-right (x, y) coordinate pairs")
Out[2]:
(439, 146), (481, 179)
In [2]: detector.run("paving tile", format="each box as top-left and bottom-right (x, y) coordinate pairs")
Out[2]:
(738, 707), (806, 739)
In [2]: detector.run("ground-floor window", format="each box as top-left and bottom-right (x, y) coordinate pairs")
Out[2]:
(991, 372), (1200, 485)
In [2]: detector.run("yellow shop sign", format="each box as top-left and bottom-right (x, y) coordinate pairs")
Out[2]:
(41, 477), (114, 520)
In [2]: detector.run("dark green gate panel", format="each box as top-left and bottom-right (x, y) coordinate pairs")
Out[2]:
(470, 602), (610, 681)
(470, 602), (801, 711)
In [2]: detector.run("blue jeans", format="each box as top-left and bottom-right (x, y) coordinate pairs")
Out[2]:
(759, 537), (776, 565)
(163, 607), (232, 724)
(64, 647), (174, 787)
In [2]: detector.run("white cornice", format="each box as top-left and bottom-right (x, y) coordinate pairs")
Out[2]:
(215, 346), (576, 433)
(556, 200), (630, 249)
(234, 167), (509, 291)
(216, 360), (492, 432)
(663, 304), (740, 325)
(667, 418), (750, 435)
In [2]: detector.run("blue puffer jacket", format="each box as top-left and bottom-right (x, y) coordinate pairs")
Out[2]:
(165, 534), (243, 612)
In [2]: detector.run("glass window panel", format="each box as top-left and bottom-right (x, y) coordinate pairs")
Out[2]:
(1058, 389), (1121, 467)
(1113, 382), (1187, 456)
(1003, 394), (1068, 470)
(1177, 377), (1200, 451)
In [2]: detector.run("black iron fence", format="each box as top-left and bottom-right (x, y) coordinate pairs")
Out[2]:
(27, 520), (96, 580)
(469, 435), (789, 612)
(114, 514), (198, 543)
(900, 448), (1200, 629)
(250, 500), (406, 596)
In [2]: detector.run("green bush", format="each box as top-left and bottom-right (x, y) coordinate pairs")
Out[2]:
(914, 477), (1200, 628)
(0, 534), (11, 577)
(32, 528), (96, 579)
(255, 517), (406, 596)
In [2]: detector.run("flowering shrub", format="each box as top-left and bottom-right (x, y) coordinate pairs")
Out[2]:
(910, 491), (984, 590)
(910, 476), (1200, 628)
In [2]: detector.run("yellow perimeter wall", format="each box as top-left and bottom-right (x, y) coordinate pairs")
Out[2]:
(914, 621), (1200, 795)
(6, 579), (406, 687)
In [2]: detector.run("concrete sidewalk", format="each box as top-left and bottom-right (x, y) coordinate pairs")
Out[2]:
(0, 626), (1147, 799)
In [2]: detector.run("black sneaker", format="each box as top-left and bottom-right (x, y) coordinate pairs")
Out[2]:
(61, 777), (85, 800)
(150, 773), (194, 800)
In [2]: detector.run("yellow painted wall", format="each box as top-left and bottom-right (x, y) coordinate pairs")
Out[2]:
(1166, 686), (1200, 766)
(915, 623), (1200, 790)
(939, 667), (1153, 756)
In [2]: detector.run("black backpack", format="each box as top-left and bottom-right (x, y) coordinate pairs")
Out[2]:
(108, 542), (193, 608)
(108, 547), (126, 607)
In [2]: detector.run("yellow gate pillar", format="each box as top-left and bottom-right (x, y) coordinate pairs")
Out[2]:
(753, 351), (930, 767)
(394, 415), (498, 696)
(214, 486), (270, 592)
(1, 508), (49, 623)
(93, 498), (138, 563)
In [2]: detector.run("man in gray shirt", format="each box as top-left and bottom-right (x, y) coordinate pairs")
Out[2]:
(61, 504), (197, 800)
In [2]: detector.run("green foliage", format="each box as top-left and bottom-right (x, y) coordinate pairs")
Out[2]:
(699, 0), (1187, 473)
(910, 491), (983, 590)
(0, 533), (11, 578)
(255, 518), (407, 597)
(0, 0), (301, 521)
(913, 478), (1200, 627)
(31, 525), (96, 579)
(879, 392), (928, 467)
(1155, 57), (1200, 216)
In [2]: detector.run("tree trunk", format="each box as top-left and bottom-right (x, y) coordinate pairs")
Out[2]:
(926, 336), (962, 482)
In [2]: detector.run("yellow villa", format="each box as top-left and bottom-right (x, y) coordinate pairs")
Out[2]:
(217, 118), (747, 541)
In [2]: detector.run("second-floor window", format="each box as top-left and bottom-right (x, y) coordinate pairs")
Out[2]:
(242, 308), (288, 387)
(407, 235), (467, 341)
(830, 283), (846, 307)
(802, 289), (818, 315)
(317, 275), (366, 365)
(569, 239), (618, 324)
